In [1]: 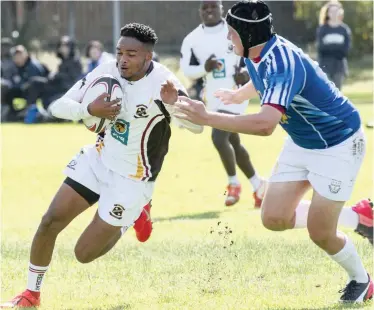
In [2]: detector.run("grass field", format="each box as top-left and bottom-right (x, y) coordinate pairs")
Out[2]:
(0, 99), (373, 309)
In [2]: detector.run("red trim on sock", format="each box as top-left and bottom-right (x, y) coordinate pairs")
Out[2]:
(29, 268), (46, 274)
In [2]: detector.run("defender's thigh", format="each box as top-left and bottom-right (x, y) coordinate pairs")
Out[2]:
(261, 181), (311, 223)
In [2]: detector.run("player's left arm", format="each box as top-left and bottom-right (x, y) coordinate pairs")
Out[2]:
(175, 98), (281, 136)
(160, 75), (204, 134)
(175, 52), (305, 136)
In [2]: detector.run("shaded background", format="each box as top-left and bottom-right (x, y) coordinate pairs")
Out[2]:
(1, 1), (373, 57)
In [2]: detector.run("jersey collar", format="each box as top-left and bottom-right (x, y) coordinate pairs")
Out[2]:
(250, 35), (277, 64)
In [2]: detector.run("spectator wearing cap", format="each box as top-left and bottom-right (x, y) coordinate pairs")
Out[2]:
(316, 1), (351, 90)
(1, 45), (48, 122)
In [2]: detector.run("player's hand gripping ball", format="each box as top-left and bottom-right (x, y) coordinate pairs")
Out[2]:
(81, 74), (123, 133)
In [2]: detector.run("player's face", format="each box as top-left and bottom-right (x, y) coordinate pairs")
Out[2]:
(89, 47), (101, 61)
(200, 1), (223, 26)
(116, 36), (153, 81)
(227, 25), (244, 57)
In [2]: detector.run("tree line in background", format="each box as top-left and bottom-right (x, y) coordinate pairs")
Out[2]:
(1, 1), (373, 58)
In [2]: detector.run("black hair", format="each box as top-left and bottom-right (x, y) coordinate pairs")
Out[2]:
(120, 23), (158, 48)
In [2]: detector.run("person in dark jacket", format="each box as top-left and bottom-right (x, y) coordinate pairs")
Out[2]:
(316, 1), (351, 90)
(1, 38), (17, 120)
(1, 45), (48, 122)
(25, 36), (83, 123)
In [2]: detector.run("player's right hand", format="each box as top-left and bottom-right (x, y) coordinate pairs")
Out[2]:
(214, 88), (241, 105)
(204, 54), (220, 72)
(87, 93), (121, 120)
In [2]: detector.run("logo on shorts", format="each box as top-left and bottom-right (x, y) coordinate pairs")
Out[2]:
(352, 138), (365, 156)
(329, 179), (342, 194)
(109, 204), (125, 220)
(134, 104), (149, 119)
(67, 160), (77, 170)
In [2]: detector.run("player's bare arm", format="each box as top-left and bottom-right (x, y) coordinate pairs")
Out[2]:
(160, 80), (178, 104)
(175, 96), (281, 136)
(214, 80), (256, 105)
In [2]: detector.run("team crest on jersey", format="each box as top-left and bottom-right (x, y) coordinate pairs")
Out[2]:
(280, 114), (291, 124)
(134, 104), (149, 119)
(213, 59), (226, 79)
(111, 119), (130, 145)
(109, 204), (125, 220)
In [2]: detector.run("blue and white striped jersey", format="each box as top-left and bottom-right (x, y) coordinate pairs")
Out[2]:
(245, 35), (361, 149)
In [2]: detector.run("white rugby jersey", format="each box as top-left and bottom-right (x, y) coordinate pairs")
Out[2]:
(51, 60), (202, 182)
(180, 20), (248, 114)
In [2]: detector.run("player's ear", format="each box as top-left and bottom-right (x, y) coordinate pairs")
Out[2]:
(146, 51), (153, 61)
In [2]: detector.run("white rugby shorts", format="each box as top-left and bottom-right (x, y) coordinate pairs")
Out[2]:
(270, 128), (366, 201)
(64, 145), (154, 227)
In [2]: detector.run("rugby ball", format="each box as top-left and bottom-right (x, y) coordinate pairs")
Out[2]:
(81, 74), (123, 133)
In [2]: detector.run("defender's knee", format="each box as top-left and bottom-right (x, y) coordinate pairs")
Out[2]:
(308, 227), (333, 249)
(261, 213), (290, 231)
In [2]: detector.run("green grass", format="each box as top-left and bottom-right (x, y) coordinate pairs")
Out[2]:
(1, 104), (373, 310)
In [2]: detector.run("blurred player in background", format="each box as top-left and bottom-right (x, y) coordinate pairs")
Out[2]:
(175, 1), (373, 303)
(317, 1), (351, 91)
(180, 0), (265, 208)
(0, 23), (202, 309)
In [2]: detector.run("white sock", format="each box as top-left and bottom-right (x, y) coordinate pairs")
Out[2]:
(294, 200), (311, 229)
(228, 175), (240, 185)
(294, 201), (360, 229)
(27, 263), (48, 292)
(329, 233), (368, 283)
(249, 173), (262, 192)
(337, 208), (359, 229)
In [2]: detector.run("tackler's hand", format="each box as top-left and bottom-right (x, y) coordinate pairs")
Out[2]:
(174, 96), (210, 126)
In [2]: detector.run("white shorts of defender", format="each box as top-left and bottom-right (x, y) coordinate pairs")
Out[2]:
(270, 128), (366, 201)
(63, 145), (154, 227)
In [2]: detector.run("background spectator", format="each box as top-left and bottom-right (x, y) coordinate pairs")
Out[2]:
(85, 40), (114, 74)
(24, 36), (83, 123)
(1, 45), (48, 122)
(316, 1), (351, 90)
